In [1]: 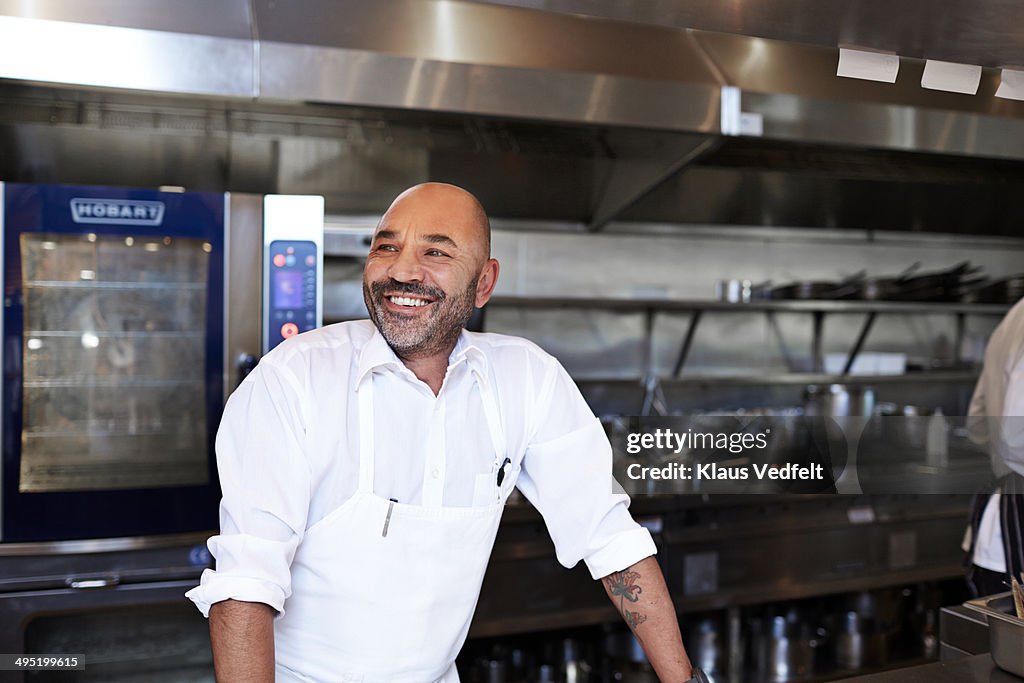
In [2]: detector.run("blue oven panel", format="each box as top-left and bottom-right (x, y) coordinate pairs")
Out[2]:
(2, 183), (225, 542)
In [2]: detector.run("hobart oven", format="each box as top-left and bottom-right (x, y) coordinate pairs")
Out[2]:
(0, 183), (322, 678)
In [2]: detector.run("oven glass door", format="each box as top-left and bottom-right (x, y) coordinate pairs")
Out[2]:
(3, 184), (224, 541)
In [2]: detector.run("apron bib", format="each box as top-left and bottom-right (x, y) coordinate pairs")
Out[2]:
(275, 368), (513, 682)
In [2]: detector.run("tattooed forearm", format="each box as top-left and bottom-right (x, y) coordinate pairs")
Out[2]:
(603, 569), (648, 630)
(599, 557), (693, 681)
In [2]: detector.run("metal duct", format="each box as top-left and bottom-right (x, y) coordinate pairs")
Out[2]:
(0, 0), (256, 97)
(1, 0), (1023, 157)
(2, 0), (1024, 235)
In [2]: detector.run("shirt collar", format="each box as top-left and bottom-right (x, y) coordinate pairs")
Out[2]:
(356, 324), (490, 388)
(451, 330), (490, 386)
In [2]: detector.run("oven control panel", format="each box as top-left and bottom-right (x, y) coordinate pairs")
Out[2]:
(262, 195), (324, 354)
(267, 240), (318, 349)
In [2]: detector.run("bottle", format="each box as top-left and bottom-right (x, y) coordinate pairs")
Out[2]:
(926, 408), (949, 468)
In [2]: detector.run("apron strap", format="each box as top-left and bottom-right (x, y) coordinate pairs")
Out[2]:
(1000, 473), (1024, 581)
(356, 374), (375, 492)
(474, 369), (508, 471)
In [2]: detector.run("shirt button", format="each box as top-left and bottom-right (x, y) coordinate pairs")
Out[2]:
(431, 468), (440, 479)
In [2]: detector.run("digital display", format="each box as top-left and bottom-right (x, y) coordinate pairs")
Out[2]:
(274, 270), (304, 309)
(266, 239), (318, 352)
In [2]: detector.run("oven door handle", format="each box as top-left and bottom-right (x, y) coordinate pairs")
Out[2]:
(67, 574), (120, 590)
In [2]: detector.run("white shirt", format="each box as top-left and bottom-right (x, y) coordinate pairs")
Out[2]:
(187, 320), (655, 616)
(967, 297), (1024, 571)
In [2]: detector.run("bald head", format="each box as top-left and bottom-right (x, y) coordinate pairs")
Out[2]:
(364, 182), (500, 362)
(379, 182), (491, 261)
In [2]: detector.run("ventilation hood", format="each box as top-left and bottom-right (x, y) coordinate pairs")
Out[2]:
(1, 1), (1024, 235)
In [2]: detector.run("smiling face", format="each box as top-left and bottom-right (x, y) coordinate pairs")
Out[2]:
(362, 183), (499, 360)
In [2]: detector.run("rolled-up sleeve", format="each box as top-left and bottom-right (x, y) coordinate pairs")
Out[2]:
(185, 359), (311, 617)
(515, 357), (656, 580)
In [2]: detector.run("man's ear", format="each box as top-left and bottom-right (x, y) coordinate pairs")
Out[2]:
(474, 259), (500, 308)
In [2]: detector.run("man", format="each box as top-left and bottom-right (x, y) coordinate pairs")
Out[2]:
(187, 183), (700, 682)
(965, 296), (1024, 595)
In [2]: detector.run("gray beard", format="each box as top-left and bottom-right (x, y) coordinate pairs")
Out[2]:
(363, 277), (477, 360)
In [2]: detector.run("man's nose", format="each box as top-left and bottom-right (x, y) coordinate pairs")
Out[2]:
(387, 248), (425, 282)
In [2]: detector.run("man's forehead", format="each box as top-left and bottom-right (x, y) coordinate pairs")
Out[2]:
(376, 182), (491, 255)
(373, 227), (460, 247)
(374, 211), (485, 244)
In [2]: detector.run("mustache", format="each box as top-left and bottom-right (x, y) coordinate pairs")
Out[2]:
(369, 278), (446, 302)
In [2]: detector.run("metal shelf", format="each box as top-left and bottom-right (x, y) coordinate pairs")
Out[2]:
(23, 377), (203, 388)
(485, 296), (1008, 393)
(487, 295), (1011, 315)
(577, 371), (981, 387)
(24, 427), (193, 438)
(25, 330), (203, 338)
(24, 280), (204, 290)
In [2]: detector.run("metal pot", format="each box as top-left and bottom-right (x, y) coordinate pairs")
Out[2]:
(771, 280), (859, 300)
(963, 274), (1024, 304)
(804, 384), (876, 417)
(686, 617), (724, 678)
(717, 279), (771, 303)
(754, 615), (820, 683)
(834, 610), (890, 671)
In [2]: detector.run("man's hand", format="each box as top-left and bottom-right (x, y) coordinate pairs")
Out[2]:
(601, 556), (693, 681)
(209, 599), (276, 682)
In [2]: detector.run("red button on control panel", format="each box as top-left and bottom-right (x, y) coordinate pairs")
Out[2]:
(280, 322), (299, 338)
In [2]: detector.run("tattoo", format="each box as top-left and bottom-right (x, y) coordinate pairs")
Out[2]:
(604, 570), (648, 630)
(624, 608), (647, 629)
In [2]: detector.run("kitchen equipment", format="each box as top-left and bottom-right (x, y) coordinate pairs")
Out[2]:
(965, 592), (1024, 677)
(963, 273), (1024, 304)
(771, 280), (859, 300)
(886, 261), (985, 302)
(804, 384), (876, 417)
(2, 184), (227, 540)
(562, 638), (592, 683)
(716, 279), (771, 303)
(0, 183), (323, 681)
(537, 664), (557, 683)
(836, 611), (864, 670)
(686, 616), (724, 679)
(262, 194), (324, 353)
(925, 409), (950, 467)
(753, 614), (819, 682)
(484, 659), (507, 683)
(851, 263), (921, 301)
(834, 609), (889, 671)
(1, 183), (324, 542)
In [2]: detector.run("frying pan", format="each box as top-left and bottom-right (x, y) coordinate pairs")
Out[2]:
(962, 274), (1024, 304)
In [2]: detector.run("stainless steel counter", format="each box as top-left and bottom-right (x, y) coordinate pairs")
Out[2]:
(838, 654), (1016, 682)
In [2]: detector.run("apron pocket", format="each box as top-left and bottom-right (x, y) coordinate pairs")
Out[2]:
(472, 472), (498, 506)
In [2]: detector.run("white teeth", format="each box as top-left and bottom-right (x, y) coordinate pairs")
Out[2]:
(389, 295), (428, 307)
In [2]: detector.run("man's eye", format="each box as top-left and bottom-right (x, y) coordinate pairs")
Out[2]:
(426, 249), (448, 257)
(376, 244), (398, 252)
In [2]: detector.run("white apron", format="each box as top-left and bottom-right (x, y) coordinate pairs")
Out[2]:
(275, 367), (514, 682)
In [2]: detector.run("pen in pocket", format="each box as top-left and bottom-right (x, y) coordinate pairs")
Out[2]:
(382, 498), (397, 537)
(495, 458), (512, 487)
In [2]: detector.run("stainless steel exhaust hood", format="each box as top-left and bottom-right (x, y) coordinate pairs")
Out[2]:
(2, 1), (1023, 235)
(3, 0), (1024, 154)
